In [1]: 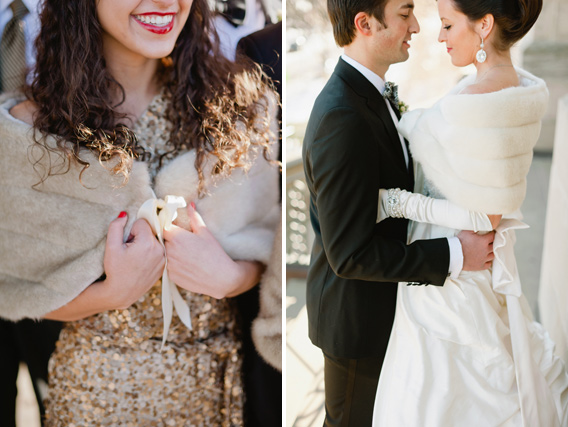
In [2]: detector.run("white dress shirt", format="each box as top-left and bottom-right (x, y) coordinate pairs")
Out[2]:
(0, 0), (41, 81)
(341, 53), (463, 279)
(214, 0), (266, 61)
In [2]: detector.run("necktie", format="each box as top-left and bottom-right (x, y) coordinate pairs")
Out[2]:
(383, 81), (400, 113)
(384, 81), (410, 169)
(0, 0), (29, 92)
(216, 0), (247, 27)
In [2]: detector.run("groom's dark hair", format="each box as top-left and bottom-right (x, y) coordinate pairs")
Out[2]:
(328, 0), (389, 46)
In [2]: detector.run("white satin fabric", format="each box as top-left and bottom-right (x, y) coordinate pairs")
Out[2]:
(137, 194), (192, 350)
(373, 215), (568, 426)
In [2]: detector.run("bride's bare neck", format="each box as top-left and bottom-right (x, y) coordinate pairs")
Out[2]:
(462, 50), (519, 95)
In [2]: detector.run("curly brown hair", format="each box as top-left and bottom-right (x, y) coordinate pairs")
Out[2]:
(26, 0), (276, 195)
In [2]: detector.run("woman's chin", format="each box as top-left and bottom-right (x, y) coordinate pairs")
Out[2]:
(129, 38), (178, 60)
(141, 46), (176, 60)
(449, 56), (472, 68)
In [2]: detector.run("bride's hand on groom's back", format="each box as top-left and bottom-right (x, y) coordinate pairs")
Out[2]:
(458, 230), (496, 271)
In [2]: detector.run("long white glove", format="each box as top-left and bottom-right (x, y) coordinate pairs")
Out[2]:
(377, 188), (493, 232)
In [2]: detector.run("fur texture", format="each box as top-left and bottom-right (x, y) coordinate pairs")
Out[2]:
(0, 93), (280, 321)
(399, 68), (548, 214)
(252, 218), (282, 371)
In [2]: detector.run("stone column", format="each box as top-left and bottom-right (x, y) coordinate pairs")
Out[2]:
(522, 0), (568, 151)
(539, 95), (568, 364)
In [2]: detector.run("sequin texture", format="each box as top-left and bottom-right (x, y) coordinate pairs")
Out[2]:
(44, 92), (244, 426)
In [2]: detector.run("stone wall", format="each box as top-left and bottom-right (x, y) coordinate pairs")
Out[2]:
(522, 0), (568, 151)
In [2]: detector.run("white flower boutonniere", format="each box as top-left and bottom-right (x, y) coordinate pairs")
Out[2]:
(398, 100), (409, 115)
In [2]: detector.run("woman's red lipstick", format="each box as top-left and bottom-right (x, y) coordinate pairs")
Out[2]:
(133, 12), (175, 35)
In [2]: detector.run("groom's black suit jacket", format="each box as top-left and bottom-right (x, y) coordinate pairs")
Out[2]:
(302, 58), (450, 359)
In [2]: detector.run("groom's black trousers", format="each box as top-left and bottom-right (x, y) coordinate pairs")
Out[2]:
(323, 351), (384, 427)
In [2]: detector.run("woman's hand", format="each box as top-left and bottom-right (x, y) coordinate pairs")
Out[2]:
(103, 213), (166, 310)
(163, 203), (265, 299)
(44, 213), (165, 321)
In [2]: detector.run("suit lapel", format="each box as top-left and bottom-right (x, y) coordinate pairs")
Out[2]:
(334, 59), (410, 175)
(407, 145), (415, 182)
(366, 97), (406, 160)
(385, 89), (415, 179)
(389, 97), (415, 179)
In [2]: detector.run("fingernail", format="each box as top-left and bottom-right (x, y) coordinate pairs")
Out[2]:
(190, 202), (196, 209)
(118, 211), (127, 218)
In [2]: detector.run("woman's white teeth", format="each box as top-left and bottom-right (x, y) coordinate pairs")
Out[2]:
(135, 15), (173, 25)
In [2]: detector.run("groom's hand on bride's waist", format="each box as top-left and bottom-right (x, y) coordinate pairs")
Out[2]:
(458, 230), (495, 271)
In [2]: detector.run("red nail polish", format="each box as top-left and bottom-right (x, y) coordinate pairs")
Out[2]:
(190, 202), (196, 209)
(118, 211), (127, 218)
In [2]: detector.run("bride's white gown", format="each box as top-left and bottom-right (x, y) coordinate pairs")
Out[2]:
(372, 173), (568, 426)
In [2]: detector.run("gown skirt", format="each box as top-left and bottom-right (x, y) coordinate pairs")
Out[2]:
(373, 219), (568, 427)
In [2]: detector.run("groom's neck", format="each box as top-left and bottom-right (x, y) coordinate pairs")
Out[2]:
(344, 43), (389, 80)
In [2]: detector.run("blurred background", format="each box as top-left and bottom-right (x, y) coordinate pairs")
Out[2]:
(285, 0), (568, 425)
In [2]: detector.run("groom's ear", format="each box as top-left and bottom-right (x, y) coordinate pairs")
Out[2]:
(354, 12), (373, 36)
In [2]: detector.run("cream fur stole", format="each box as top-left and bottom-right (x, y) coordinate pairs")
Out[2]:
(0, 93), (280, 321)
(252, 217), (282, 371)
(398, 67), (548, 214)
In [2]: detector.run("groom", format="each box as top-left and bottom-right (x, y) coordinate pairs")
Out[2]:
(302, 0), (495, 425)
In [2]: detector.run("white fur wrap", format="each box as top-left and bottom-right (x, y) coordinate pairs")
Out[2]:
(0, 93), (280, 321)
(398, 68), (548, 214)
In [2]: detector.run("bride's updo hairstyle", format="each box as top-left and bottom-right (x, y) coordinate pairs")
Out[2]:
(451, 0), (542, 51)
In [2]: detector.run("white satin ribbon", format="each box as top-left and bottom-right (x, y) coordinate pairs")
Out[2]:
(491, 218), (528, 297)
(137, 195), (192, 350)
(492, 217), (561, 426)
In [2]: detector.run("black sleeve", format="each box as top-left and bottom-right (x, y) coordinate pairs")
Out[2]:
(236, 29), (282, 101)
(237, 35), (262, 63)
(309, 107), (450, 285)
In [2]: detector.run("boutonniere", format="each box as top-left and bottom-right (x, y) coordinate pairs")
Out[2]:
(384, 81), (409, 115)
(398, 100), (409, 114)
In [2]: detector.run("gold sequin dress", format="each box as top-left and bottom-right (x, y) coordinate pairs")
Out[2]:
(44, 93), (244, 426)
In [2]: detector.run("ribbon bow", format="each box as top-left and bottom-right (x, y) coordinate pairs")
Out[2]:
(137, 195), (192, 350)
(383, 81), (399, 107)
(490, 216), (561, 426)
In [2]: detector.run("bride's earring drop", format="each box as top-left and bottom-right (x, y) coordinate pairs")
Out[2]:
(476, 36), (487, 63)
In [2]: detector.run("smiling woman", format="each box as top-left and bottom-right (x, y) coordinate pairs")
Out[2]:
(0, 0), (280, 425)
(97, 0), (192, 58)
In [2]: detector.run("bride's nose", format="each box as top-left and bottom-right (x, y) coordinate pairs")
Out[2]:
(438, 28), (446, 43)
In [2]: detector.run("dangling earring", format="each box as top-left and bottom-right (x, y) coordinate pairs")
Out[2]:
(476, 36), (487, 63)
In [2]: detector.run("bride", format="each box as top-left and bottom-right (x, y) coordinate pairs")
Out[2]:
(372, 0), (568, 425)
